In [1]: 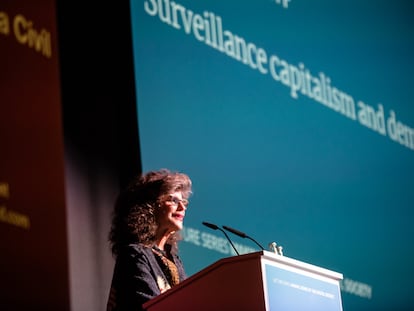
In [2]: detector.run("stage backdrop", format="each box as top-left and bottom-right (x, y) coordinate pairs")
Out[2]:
(0, 1), (69, 310)
(129, 1), (414, 310)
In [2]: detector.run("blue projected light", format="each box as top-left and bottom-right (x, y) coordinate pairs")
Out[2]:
(129, 1), (414, 310)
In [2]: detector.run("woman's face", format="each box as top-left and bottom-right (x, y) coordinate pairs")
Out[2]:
(156, 191), (188, 234)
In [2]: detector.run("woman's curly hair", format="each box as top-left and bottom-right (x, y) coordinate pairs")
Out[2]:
(109, 169), (192, 256)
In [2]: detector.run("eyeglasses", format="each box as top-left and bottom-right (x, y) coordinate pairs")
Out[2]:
(166, 195), (189, 207)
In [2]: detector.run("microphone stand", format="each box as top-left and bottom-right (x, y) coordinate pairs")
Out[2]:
(202, 222), (240, 255)
(222, 225), (265, 251)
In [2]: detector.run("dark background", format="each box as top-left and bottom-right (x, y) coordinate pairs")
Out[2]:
(1, 1), (141, 310)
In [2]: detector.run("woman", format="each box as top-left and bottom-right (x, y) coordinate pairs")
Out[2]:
(106, 169), (192, 311)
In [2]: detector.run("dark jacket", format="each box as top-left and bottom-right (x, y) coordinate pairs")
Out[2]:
(107, 244), (186, 311)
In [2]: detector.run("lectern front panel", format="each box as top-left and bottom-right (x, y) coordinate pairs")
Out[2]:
(262, 258), (343, 311)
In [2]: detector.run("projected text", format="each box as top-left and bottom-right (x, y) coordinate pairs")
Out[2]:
(142, 0), (414, 151)
(0, 10), (52, 58)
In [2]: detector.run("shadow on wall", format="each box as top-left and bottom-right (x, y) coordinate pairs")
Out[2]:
(57, 1), (141, 310)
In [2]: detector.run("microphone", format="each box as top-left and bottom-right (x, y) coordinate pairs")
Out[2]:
(222, 225), (265, 251)
(202, 221), (240, 255)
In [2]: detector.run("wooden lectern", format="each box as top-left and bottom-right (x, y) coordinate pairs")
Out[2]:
(143, 251), (343, 311)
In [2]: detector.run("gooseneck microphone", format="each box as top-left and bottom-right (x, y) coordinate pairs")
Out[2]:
(222, 225), (265, 251)
(202, 221), (240, 255)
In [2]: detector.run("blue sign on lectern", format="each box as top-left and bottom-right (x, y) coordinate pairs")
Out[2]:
(263, 256), (343, 311)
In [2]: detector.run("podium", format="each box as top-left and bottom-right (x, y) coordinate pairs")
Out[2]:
(143, 251), (343, 311)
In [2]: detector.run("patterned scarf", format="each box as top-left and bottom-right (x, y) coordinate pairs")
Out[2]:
(152, 246), (180, 287)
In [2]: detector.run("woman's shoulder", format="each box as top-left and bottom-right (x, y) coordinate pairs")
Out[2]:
(117, 243), (153, 258)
